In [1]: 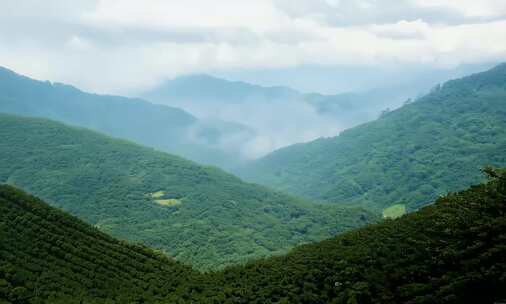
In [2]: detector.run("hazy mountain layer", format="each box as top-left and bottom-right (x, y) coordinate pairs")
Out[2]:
(0, 66), (251, 169)
(143, 74), (411, 159)
(143, 74), (300, 106)
(142, 65), (493, 160)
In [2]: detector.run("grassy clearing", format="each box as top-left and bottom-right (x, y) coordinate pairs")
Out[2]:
(382, 204), (406, 219)
(155, 199), (182, 207)
(150, 191), (165, 199)
(148, 191), (182, 206)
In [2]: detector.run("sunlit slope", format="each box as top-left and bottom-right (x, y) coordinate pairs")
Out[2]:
(239, 63), (506, 212)
(0, 114), (375, 270)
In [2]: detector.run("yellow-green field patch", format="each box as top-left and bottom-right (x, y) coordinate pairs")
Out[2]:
(155, 198), (182, 206)
(150, 191), (165, 199)
(382, 204), (406, 219)
(147, 191), (183, 206)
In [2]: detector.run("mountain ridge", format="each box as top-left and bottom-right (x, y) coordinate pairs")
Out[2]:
(237, 63), (506, 212)
(144, 73), (300, 104)
(0, 66), (251, 169)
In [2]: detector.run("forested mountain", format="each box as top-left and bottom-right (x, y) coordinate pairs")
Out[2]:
(201, 168), (506, 303)
(239, 63), (506, 213)
(303, 62), (497, 125)
(0, 66), (252, 169)
(0, 113), (375, 270)
(2, 169), (505, 303)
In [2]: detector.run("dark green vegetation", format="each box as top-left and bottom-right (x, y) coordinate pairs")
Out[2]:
(240, 63), (506, 212)
(0, 185), (195, 303)
(2, 169), (505, 303)
(0, 113), (374, 270)
(0, 66), (251, 168)
(200, 168), (506, 303)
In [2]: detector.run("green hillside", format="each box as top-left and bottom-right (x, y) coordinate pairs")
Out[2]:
(239, 63), (506, 212)
(0, 113), (375, 270)
(2, 169), (505, 303)
(199, 168), (506, 303)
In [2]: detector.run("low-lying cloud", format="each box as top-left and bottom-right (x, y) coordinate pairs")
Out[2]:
(0, 0), (505, 95)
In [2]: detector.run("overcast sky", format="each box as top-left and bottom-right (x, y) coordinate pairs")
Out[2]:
(1, 0), (506, 94)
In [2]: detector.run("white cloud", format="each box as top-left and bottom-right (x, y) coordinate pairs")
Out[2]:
(413, 0), (506, 18)
(0, 0), (505, 94)
(370, 20), (431, 40)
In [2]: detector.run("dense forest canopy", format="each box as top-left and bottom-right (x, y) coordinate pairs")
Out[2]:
(1, 169), (505, 303)
(0, 113), (375, 270)
(0, 184), (196, 303)
(239, 63), (506, 213)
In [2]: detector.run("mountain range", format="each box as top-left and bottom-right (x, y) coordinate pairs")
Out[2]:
(1, 64), (498, 166)
(142, 65), (494, 159)
(0, 66), (253, 169)
(238, 63), (506, 214)
(1, 61), (506, 302)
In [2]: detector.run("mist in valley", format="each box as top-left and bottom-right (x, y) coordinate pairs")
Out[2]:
(139, 62), (496, 162)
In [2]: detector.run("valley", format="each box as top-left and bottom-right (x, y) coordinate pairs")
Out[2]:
(2, 3), (506, 300)
(1, 169), (505, 302)
(0, 113), (375, 270)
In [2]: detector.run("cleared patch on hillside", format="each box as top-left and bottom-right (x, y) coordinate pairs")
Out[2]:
(148, 191), (182, 207)
(155, 198), (182, 206)
(150, 191), (165, 199)
(382, 204), (406, 219)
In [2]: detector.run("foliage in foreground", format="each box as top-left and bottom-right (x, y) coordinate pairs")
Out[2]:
(1, 169), (505, 303)
(0, 185), (195, 303)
